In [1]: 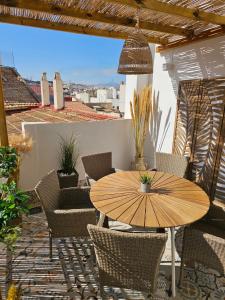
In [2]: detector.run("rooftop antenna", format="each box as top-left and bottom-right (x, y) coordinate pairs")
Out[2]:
(0, 52), (2, 67)
(11, 49), (15, 67)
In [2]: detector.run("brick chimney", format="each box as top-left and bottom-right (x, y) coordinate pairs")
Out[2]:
(40, 72), (50, 106)
(53, 72), (64, 110)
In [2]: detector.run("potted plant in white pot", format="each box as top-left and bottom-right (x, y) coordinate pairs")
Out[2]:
(139, 173), (153, 193)
(57, 135), (79, 188)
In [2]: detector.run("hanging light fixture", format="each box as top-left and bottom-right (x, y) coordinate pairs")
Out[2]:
(117, 11), (153, 75)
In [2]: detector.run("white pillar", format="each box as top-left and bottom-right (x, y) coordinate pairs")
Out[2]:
(53, 72), (64, 110)
(124, 74), (152, 118)
(40, 72), (50, 106)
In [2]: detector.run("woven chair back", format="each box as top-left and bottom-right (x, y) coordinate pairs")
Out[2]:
(82, 152), (113, 181)
(156, 152), (189, 178)
(88, 224), (167, 294)
(35, 170), (60, 212)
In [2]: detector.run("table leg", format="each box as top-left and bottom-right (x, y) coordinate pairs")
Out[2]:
(170, 227), (176, 298)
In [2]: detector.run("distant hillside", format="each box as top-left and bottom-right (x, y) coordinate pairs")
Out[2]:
(25, 79), (120, 89)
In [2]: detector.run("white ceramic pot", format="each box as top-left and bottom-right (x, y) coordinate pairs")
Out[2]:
(140, 183), (150, 193)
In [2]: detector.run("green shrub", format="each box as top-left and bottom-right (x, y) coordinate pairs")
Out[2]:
(0, 181), (30, 227)
(0, 147), (18, 178)
(0, 225), (21, 250)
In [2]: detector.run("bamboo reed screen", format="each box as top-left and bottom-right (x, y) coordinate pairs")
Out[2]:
(173, 79), (225, 203)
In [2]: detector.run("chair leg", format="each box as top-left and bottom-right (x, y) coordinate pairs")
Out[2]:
(49, 231), (53, 261)
(98, 213), (109, 228)
(91, 244), (96, 264)
(178, 227), (186, 287)
(99, 284), (106, 299)
(103, 216), (109, 228)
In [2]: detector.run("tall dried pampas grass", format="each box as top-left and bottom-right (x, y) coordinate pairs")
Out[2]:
(130, 86), (152, 170)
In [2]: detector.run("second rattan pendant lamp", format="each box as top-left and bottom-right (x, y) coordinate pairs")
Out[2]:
(117, 12), (153, 75)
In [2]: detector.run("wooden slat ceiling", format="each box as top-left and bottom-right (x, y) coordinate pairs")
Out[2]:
(0, 0), (225, 50)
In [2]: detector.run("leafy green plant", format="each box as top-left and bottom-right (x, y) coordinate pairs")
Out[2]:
(0, 181), (30, 227)
(0, 147), (18, 178)
(140, 173), (153, 185)
(0, 225), (21, 251)
(59, 135), (79, 175)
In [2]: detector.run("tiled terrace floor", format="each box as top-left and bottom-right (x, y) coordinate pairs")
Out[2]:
(0, 213), (224, 299)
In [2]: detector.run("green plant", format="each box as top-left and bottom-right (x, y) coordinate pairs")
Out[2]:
(140, 173), (153, 185)
(0, 226), (21, 251)
(0, 181), (30, 227)
(59, 135), (79, 175)
(0, 147), (18, 178)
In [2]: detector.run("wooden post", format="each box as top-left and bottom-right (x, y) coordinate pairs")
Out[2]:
(0, 66), (9, 146)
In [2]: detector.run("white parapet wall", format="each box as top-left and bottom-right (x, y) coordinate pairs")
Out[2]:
(20, 119), (135, 190)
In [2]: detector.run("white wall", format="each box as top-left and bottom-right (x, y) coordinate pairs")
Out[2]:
(124, 74), (151, 118)
(20, 119), (135, 190)
(152, 35), (225, 153)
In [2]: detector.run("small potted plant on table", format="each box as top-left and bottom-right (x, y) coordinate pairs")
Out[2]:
(140, 173), (153, 193)
(57, 135), (79, 188)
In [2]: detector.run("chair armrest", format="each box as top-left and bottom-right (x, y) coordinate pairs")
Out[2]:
(48, 208), (97, 236)
(84, 174), (96, 186)
(110, 167), (116, 173)
(54, 208), (95, 216)
(60, 187), (93, 209)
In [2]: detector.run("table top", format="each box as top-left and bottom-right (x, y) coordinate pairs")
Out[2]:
(90, 171), (210, 228)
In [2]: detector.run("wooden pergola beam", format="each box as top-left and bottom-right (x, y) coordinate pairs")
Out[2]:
(109, 0), (225, 25)
(0, 14), (167, 44)
(0, 0), (190, 37)
(157, 27), (225, 51)
(0, 67), (9, 146)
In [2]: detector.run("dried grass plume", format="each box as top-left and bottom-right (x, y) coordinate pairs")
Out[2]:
(130, 86), (152, 159)
(9, 134), (33, 154)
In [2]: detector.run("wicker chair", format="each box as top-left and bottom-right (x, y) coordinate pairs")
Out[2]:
(81, 152), (116, 186)
(35, 170), (96, 260)
(155, 152), (189, 178)
(82, 152), (116, 228)
(176, 202), (225, 286)
(87, 224), (167, 297)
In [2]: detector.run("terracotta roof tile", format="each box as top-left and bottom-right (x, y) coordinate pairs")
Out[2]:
(6, 102), (117, 134)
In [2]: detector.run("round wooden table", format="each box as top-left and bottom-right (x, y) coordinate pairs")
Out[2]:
(90, 171), (210, 297)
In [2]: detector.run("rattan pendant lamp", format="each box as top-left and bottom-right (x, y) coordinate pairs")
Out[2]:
(117, 12), (153, 74)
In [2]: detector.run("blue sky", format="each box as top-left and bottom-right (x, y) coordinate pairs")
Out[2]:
(0, 23), (125, 84)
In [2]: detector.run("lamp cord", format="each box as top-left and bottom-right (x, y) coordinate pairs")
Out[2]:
(135, 8), (140, 29)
